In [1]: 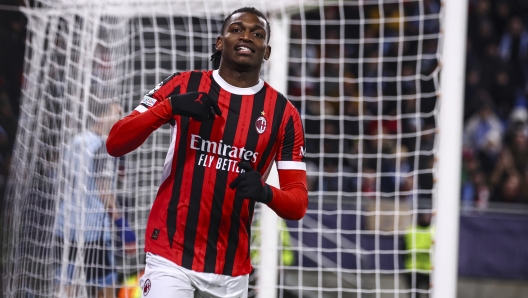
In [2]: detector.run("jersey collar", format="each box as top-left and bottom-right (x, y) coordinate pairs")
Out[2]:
(212, 70), (264, 95)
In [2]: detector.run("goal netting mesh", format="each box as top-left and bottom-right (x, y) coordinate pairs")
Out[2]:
(2, 0), (442, 297)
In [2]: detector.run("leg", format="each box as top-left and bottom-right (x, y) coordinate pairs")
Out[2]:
(416, 273), (430, 298)
(96, 286), (114, 298)
(405, 272), (415, 298)
(191, 270), (249, 298)
(139, 254), (195, 298)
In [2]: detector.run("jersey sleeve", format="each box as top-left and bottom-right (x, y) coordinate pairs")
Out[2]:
(265, 102), (308, 220)
(134, 73), (182, 114)
(275, 103), (306, 171)
(106, 73), (182, 157)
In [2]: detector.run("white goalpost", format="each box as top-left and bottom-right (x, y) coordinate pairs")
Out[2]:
(433, 0), (468, 297)
(1, 0), (465, 297)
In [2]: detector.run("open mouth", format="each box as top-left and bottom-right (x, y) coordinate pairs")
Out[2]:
(235, 46), (254, 54)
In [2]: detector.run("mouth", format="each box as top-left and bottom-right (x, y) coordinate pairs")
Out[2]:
(235, 45), (255, 54)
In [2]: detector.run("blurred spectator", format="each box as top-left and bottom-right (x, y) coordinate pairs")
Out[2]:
(494, 173), (525, 204)
(461, 151), (490, 209)
(498, 16), (528, 88)
(463, 101), (504, 174)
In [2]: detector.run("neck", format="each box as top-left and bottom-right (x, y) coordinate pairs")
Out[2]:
(217, 66), (261, 88)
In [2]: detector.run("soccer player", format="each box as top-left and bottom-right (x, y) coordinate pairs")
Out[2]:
(55, 102), (136, 298)
(106, 7), (308, 297)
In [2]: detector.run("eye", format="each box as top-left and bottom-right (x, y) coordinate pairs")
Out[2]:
(231, 27), (241, 33)
(254, 32), (264, 38)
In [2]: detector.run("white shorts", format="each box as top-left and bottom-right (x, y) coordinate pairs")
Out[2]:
(139, 253), (249, 298)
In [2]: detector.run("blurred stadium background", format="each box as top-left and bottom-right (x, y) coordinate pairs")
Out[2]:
(1, 0), (528, 297)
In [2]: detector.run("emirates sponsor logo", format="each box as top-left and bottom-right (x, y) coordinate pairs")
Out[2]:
(255, 116), (267, 134)
(190, 134), (259, 172)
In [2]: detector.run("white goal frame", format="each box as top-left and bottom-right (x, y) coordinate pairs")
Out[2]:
(432, 0), (468, 297)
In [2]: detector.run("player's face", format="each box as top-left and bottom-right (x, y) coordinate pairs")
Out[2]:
(216, 12), (271, 71)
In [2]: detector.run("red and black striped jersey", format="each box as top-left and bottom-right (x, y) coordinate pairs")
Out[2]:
(107, 70), (307, 276)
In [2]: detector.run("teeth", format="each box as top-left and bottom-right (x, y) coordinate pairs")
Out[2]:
(237, 46), (250, 51)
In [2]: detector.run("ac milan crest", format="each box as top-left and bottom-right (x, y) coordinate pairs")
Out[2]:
(255, 116), (267, 134)
(143, 279), (151, 296)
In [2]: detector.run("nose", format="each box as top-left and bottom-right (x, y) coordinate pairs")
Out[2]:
(240, 29), (252, 41)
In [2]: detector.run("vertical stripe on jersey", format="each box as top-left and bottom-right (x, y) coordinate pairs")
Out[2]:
(203, 89), (241, 273)
(256, 93), (288, 172)
(246, 200), (255, 260)
(166, 71), (203, 250)
(280, 116), (295, 161)
(191, 78), (222, 272)
(223, 90), (265, 276)
(182, 73), (215, 270)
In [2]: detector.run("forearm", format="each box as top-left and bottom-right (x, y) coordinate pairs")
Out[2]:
(106, 100), (173, 157)
(96, 178), (119, 220)
(266, 170), (308, 220)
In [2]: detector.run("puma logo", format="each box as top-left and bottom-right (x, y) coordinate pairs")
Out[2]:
(195, 94), (203, 104)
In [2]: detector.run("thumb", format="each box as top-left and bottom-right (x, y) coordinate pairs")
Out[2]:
(237, 161), (253, 172)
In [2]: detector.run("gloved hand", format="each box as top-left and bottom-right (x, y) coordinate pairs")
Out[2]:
(229, 161), (273, 204)
(170, 91), (222, 122)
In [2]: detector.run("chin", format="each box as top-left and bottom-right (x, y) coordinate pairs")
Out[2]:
(231, 62), (252, 72)
(233, 59), (261, 72)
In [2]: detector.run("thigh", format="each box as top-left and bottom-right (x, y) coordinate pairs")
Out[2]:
(139, 256), (195, 298)
(83, 239), (117, 286)
(193, 272), (249, 298)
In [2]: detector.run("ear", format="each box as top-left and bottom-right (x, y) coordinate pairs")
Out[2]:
(215, 36), (224, 51)
(264, 45), (271, 61)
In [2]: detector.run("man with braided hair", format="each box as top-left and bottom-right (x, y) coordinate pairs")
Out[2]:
(106, 7), (308, 297)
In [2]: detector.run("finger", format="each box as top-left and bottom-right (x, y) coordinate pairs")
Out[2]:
(209, 98), (222, 116)
(237, 161), (253, 172)
(229, 175), (242, 189)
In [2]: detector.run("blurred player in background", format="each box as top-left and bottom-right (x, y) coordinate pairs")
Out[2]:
(403, 209), (434, 298)
(55, 102), (136, 298)
(106, 6), (308, 298)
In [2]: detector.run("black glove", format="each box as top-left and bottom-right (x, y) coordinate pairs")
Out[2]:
(229, 161), (273, 204)
(170, 91), (222, 122)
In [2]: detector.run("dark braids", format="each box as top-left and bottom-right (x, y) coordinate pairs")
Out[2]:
(210, 7), (271, 70)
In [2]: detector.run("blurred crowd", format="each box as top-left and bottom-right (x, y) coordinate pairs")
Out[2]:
(287, 1), (441, 202)
(463, 0), (528, 206)
(285, 0), (528, 207)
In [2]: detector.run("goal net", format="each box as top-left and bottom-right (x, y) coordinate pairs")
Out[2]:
(2, 0), (443, 297)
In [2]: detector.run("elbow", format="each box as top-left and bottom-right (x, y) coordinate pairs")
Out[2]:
(287, 209), (307, 221)
(267, 180), (309, 220)
(106, 137), (124, 157)
(293, 200), (308, 220)
(106, 143), (121, 157)
(106, 124), (127, 157)
(278, 194), (308, 221)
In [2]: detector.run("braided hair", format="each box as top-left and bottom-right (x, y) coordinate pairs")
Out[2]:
(210, 7), (271, 70)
